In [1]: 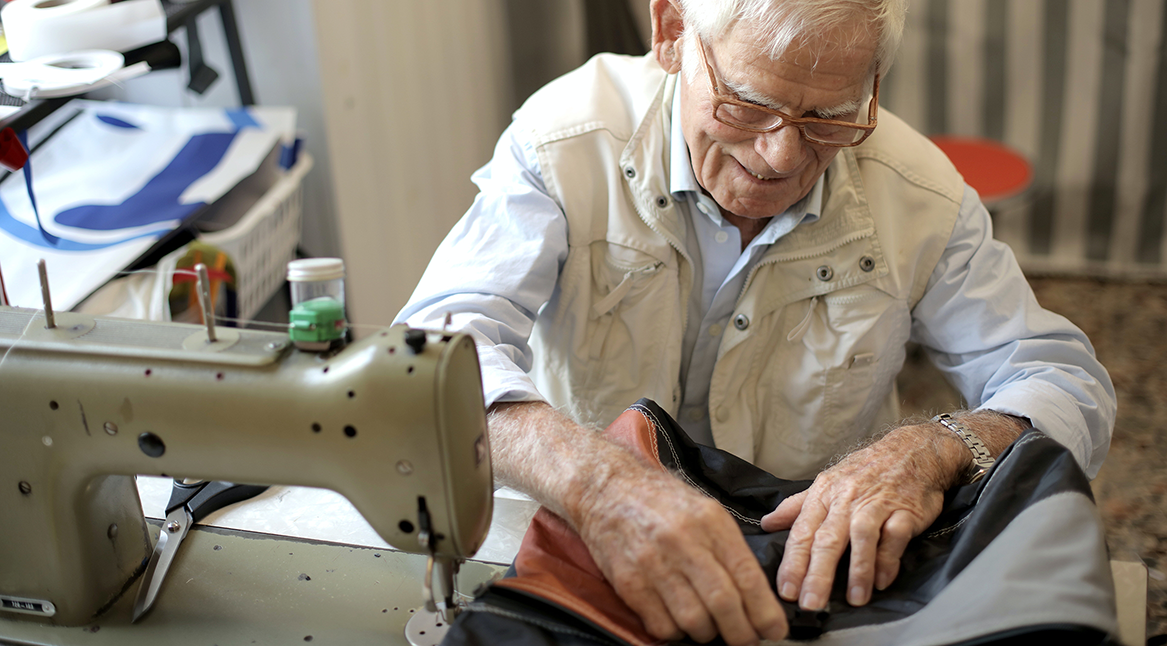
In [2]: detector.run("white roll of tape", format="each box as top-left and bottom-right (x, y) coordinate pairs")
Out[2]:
(1, 0), (165, 63)
(0, 50), (138, 99)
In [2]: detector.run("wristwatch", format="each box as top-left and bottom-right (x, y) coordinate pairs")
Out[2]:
(932, 413), (996, 485)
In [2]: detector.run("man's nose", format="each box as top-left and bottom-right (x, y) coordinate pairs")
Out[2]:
(754, 123), (806, 174)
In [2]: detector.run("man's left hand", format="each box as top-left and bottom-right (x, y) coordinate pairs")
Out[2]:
(760, 424), (965, 610)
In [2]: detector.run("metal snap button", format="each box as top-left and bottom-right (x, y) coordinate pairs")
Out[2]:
(859, 256), (875, 272)
(816, 265), (834, 281)
(624, 166), (636, 179)
(655, 195), (669, 208)
(733, 314), (750, 330)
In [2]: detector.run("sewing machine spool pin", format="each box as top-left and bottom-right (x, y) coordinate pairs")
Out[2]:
(36, 259), (54, 329)
(195, 263), (216, 343)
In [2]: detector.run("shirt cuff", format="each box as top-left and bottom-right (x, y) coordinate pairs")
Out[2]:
(475, 343), (546, 409)
(978, 380), (1097, 478)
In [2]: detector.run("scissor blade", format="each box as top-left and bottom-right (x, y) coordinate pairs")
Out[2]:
(131, 509), (191, 622)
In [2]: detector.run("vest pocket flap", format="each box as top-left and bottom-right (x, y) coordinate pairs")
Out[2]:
(589, 242), (664, 318)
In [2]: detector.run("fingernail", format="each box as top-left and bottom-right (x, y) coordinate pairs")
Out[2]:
(780, 582), (796, 600)
(849, 586), (866, 605)
(801, 592), (823, 610)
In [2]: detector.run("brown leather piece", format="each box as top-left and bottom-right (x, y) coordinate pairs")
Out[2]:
(493, 406), (669, 646)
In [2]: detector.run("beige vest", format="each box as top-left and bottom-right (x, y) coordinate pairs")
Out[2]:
(517, 54), (964, 479)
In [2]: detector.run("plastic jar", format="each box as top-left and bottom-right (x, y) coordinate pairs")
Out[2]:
(287, 258), (346, 310)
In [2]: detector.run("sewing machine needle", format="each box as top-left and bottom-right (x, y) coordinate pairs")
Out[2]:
(36, 259), (54, 328)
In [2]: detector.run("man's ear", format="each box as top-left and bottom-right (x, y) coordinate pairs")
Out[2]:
(650, 0), (684, 74)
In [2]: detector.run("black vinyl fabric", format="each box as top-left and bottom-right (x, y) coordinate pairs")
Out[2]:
(443, 399), (1112, 645)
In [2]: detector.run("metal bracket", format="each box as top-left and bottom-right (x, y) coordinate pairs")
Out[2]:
(416, 497), (459, 623)
(183, 14), (220, 95)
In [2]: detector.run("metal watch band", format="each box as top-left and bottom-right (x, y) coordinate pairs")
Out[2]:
(932, 413), (996, 485)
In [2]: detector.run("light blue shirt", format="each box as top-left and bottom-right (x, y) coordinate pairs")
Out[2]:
(397, 89), (1115, 476)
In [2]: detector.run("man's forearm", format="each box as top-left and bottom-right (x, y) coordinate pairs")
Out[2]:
(487, 401), (650, 528)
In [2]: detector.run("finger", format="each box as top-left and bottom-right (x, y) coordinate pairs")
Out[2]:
(846, 507), (885, 606)
(874, 510), (915, 591)
(671, 523), (759, 645)
(776, 495), (828, 602)
(611, 571), (683, 641)
(654, 570), (720, 644)
(761, 490), (808, 532)
(722, 546), (789, 643)
(799, 508), (853, 610)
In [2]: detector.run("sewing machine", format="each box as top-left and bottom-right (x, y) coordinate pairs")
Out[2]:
(0, 291), (496, 643)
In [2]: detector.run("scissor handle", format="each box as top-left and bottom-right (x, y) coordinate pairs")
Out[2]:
(165, 480), (268, 523)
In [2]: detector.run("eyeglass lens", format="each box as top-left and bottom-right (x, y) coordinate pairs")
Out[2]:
(714, 103), (869, 145)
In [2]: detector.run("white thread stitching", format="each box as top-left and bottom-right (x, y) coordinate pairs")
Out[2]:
(630, 403), (761, 527)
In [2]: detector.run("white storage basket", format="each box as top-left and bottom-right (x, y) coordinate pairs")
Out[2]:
(200, 153), (313, 321)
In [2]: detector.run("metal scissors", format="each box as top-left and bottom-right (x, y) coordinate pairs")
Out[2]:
(131, 479), (267, 622)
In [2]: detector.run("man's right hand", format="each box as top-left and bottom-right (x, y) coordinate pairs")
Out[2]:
(577, 466), (789, 644)
(488, 402), (788, 646)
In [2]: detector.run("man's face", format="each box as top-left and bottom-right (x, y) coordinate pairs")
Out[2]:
(678, 24), (877, 221)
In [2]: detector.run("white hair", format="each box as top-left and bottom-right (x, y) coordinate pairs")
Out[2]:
(677, 0), (907, 80)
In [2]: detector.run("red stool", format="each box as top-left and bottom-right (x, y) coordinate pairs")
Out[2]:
(930, 136), (1033, 209)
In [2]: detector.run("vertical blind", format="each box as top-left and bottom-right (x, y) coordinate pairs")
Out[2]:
(882, 0), (1167, 278)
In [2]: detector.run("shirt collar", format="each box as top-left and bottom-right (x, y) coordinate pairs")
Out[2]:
(668, 78), (823, 234)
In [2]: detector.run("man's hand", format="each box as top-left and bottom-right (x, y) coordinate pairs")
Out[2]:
(761, 426), (955, 610)
(489, 402), (788, 645)
(761, 412), (1027, 611)
(577, 464), (788, 645)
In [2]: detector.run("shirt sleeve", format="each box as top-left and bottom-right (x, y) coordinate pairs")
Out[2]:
(393, 122), (568, 408)
(910, 185), (1117, 478)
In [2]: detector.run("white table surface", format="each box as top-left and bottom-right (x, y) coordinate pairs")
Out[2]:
(136, 477), (540, 565)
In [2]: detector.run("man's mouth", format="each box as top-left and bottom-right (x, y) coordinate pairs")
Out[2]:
(740, 160), (782, 182)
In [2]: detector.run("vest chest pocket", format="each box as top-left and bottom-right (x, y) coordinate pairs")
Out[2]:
(769, 286), (909, 455)
(582, 242), (674, 394)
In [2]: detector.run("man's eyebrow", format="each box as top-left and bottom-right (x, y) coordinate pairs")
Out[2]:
(722, 76), (861, 118)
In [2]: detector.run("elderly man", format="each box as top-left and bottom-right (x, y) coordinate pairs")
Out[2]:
(397, 0), (1115, 644)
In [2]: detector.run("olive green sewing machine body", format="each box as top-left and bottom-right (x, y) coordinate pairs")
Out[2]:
(0, 305), (495, 643)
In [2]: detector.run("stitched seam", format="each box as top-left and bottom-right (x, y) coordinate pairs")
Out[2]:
(465, 602), (624, 646)
(630, 404), (761, 527)
(850, 149), (963, 205)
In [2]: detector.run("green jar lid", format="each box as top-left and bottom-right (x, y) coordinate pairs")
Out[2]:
(289, 297), (347, 348)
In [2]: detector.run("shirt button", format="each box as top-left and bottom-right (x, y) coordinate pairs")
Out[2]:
(688, 408), (706, 421)
(716, 407), (730, 422)
(697, 202), (712, 215)
(733, 314), (750, 330)
(708, 323), (722, 337)
(715, 231), (729, 243)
